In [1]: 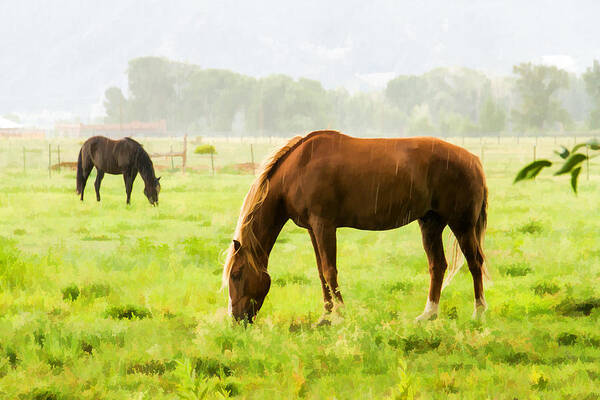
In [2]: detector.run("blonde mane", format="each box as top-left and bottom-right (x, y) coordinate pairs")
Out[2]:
(221, 135), (305, 288)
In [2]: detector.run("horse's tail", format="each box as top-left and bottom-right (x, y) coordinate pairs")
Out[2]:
(442, 186), (489, 290)
(476, 185), (490, 281)
(76, 148), (84, 194)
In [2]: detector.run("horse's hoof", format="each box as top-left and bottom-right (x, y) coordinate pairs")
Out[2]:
(415, 312), (438, 322)
(472, 308), (487, 321)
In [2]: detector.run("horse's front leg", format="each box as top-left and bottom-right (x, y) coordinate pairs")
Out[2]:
(309, 219), (343, 316)
(123, 170), (136, 205)
(308, 229), (334, 314)
(94, 170), (105, 202)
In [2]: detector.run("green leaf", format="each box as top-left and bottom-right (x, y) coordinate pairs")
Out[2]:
(570, 166), (582, 193)
(572, 140), (600, 153)
(554, 146), (570, 159)
(554, 153), (587, 175)
(514, 160), (553, 183)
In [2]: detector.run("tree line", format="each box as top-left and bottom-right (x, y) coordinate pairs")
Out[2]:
(104, 57), (600, 136)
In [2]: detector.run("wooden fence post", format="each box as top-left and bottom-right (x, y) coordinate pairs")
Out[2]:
(250, 143), (255, 175)
(210, 152), (215, 176)
(182, 134), (187, 173)
(587, 146), (590, 181)
(57, 144), (61, 173)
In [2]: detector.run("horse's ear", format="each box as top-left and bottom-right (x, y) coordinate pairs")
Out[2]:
(233, 240), (241, 252)
(157, 176), (161, 182)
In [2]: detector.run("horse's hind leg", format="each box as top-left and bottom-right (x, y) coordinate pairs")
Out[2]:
(80, 163), (93, 201)
(453, 227), (487, 319)
(308, 229), (334, 314)
(416, 212), (447, 321)
(94, 170), (105, 202)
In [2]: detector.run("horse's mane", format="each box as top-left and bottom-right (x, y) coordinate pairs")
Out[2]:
(128, 138), (156, 181)
(222, 130), (340, 288)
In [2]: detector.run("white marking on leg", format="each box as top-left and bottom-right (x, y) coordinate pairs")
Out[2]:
(416, 299), (439, 321)
(473, 297), (487, 319)
(227, 295), (232, 316)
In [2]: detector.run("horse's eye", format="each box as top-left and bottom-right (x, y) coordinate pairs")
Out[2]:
(231, 270), (242, 281)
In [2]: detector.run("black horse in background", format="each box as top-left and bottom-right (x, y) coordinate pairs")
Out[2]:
(76, 136), (161, 205)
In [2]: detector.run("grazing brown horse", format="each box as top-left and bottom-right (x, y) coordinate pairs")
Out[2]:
(76, 136), (161, 205)
(223, 130), (488, 323)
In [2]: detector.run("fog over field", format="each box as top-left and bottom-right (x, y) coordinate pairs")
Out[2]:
(2, 1), (600, 119)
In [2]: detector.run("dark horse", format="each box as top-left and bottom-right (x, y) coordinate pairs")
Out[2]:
(223, 130), (488, 323)
(76, 136), (161, 205)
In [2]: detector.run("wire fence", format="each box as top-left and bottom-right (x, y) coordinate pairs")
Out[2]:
(0, 135), (598, 181)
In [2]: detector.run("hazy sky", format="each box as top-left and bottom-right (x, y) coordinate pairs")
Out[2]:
(2, 0), (600, 122)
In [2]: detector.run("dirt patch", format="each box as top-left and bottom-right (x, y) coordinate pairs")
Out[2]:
(51, 162), (77, 170)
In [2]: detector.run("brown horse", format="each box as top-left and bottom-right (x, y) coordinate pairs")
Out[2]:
(223, 130), (488, 323)
(76, 136), (161, 205)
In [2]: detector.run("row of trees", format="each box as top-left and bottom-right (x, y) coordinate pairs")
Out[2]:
(104, 57), (600, 136)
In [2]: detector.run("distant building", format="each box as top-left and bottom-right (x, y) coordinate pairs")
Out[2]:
(54, 120), (168, 138)
(0, 116), (46, 139)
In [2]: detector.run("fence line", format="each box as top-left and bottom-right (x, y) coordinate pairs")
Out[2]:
(1, 136), (598, 179)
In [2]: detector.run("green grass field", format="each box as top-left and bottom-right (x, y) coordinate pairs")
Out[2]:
(0, 136), (599, 399)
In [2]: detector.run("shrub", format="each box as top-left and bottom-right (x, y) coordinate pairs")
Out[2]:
(195, 144), (216, 155)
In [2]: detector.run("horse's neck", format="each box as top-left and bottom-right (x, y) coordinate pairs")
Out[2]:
(250, 194), (288, 264)
(136, 152), (155, 184)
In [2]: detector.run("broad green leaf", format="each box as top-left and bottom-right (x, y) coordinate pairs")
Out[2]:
(554, 153), (587, 175)
(554, 146), (569, 159)
(514, 160), (552, 183)
(571, 166), (582, 193)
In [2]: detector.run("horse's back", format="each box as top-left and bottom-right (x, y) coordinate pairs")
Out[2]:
(274, 131), (486, 229)
(82, 136), (138, 174)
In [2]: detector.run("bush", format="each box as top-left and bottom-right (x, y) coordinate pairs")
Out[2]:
(195, 144), (216, 155)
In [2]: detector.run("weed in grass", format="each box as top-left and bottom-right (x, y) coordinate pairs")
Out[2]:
(385, 280), (414, 294)
(127, 359), (177, 375)
(273, 273), (311, 286)
(556, 297), (600, 316)
(517, 219), (544, 234)
(105, 305), (152, 320)
(61, 284), (80, 301)
(193, 357), (233, 378)
(500, 263), (532, 277)
(532, 281), (560, 296)
(80, 282), (111, 299)
(557, 332), (578, 346)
